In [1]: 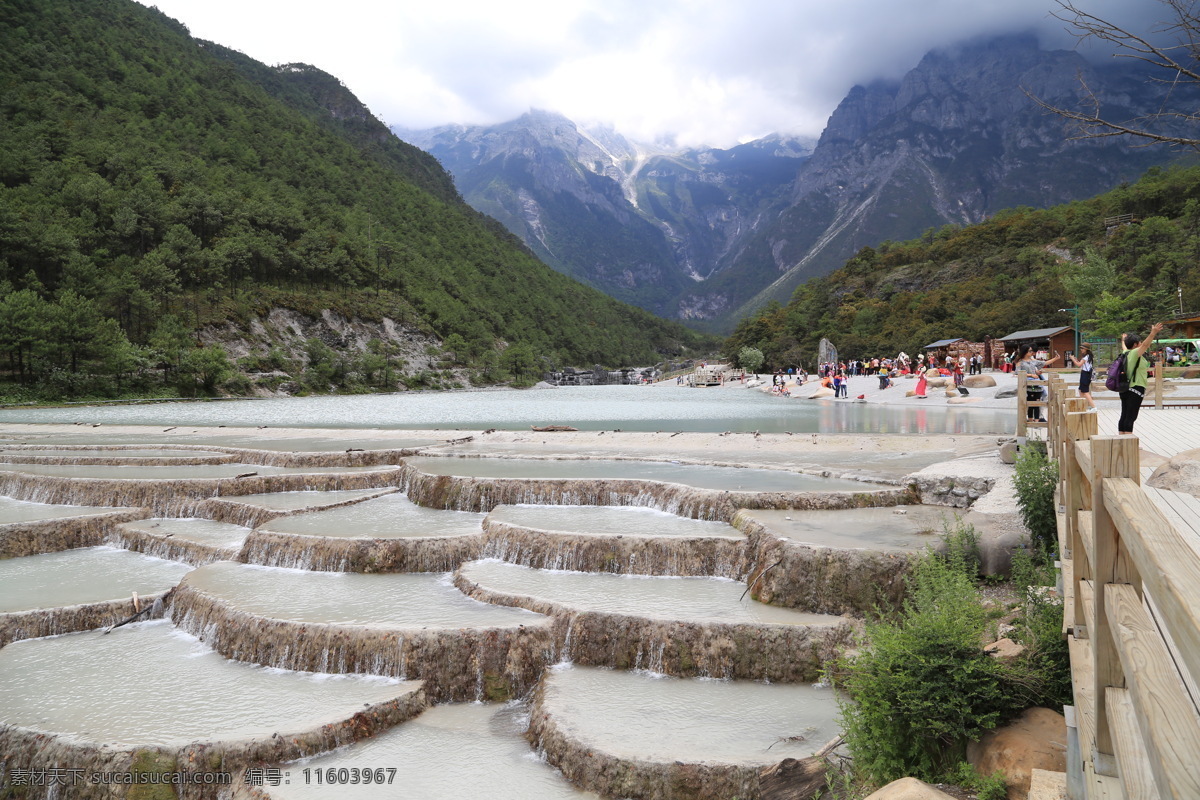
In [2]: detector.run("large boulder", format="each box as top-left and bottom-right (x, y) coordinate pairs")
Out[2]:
(1146, 448), (1200, 497)
(967, 707), (1067, 800)
(964, 374), (997, 388)
(864, 778), (957, 800)
(807, 386), (835, 399)
(995, 388), (1018, 399)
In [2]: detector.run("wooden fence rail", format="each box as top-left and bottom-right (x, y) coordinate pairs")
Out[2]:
(1042, 375), (1200, 799)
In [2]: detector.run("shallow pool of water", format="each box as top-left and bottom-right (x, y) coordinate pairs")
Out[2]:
(222, 488), (390, 512)
(185, 562), (546, 628)
(540, 665), (839, 764)
(0, 385), (1015, 435)
(260, 493), (484, 539)
(744, 505), (952, 551)
(459, 560), (838, 626)
(0, 495), (130, 524)
(487, 504), (740, 538)
(267, 703), (598, 800)
(0, 463), (396, 479)
(406, 457), (868, 492)
(0, 447), (229, 460)
(119, 518), (253, 549)
(0, 620), (417, 747)
(0, 546), (192, 613)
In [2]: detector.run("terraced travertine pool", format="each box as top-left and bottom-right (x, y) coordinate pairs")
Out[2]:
(0, 432), (983, 800)
(404, 455), (867, 492)
(259, 492), (484, 538)
(486, 503), (740, 538)
(0, 621), (417, 747)
(0, 546), (191, 612)
(181, 562), (544, 628)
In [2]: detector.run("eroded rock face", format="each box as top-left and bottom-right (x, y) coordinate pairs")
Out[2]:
(453, 567), (850, 683)
(966, 707), (1067, 800)
(736, 514), (916, 616)
(481, 518), (749, 577)
(908, 473), (994, 508)
(1146, 447), (1200, 497)
(0, 509), (146, 558)
(399, 464), (910, 521)
(170, 583), (555, 702)
(239, 529), (483, 572)
(0, 594), (170, 648)
(0, 469), (404, 516)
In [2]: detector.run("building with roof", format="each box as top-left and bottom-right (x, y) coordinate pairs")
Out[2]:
(1168, 313), (1200, 338)
(999, 326), (1076, 359)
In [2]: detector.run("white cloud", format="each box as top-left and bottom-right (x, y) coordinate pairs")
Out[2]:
(136, 0), (1162, 147)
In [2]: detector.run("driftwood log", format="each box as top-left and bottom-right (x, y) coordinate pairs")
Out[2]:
(530, 425), (578, 432)
(758, 736), (843, 800)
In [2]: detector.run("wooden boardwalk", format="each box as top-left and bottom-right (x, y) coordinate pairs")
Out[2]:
(1044, 377), (1200, 800)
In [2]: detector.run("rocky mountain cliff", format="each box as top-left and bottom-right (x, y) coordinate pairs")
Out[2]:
(400, 34), (1190, 331)
(397, 113), (814, 315)
(687, 33), (1190, 325)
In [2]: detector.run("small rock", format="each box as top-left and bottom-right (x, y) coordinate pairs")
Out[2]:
(864, 777), (957, 800)
(984, 637), (1026, 661)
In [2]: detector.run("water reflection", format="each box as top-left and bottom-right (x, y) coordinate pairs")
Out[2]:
(0, 386), (1014, 435)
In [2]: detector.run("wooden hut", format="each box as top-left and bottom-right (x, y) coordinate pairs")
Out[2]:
(999, 326), (1076, 362)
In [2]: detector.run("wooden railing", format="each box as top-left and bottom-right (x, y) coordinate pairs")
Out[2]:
(1042, 374), (1200, 799)
(1016, 372), (1049, 437)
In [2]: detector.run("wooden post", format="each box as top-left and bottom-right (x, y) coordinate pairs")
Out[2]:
(1088, 435), (1140, 771)
(1067, 409), (1097, 632)
(1017, 373), (1028, 437)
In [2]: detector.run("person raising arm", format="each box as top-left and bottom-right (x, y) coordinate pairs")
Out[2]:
(1117, 322), (1165, 435)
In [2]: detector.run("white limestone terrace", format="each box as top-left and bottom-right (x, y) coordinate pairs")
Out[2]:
(0, 620), (419, 748)
(258, 492), (484, 539)
(0, 495), (135, 524)
(486, 504), (740, 538)
(116, 517), (252, 550)
(457, 559), (832, 627)
(0, 546), (191, 613)
(180, 562), (543, 629)
(264, 703), (600, 800)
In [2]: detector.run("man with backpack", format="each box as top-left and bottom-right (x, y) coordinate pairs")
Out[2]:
(1109, 322), (1165, 435)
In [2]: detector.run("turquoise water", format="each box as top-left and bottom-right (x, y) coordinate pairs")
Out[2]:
(0, 385), (1014, 434)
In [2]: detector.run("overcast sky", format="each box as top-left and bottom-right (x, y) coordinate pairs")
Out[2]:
(137, 0), (1158, 148)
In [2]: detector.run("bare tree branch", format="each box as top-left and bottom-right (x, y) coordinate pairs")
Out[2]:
(1026, 0), (1200, 151)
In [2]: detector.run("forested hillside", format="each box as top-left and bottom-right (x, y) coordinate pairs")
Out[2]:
(0, 0), (705, 400)
(723, 165), (1200, 369)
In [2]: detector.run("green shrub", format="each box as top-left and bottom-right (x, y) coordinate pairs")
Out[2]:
(945, 762), (1007, 800)
(1010, 546), (1072, 707)
(1013, 441), (1059, 554)
(833, 552), (1027, 785)
(940, 517), (982, 578)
